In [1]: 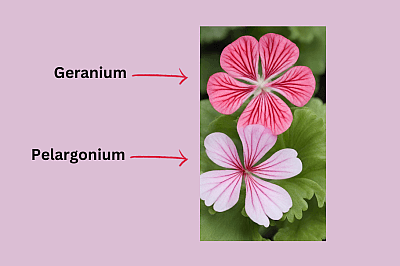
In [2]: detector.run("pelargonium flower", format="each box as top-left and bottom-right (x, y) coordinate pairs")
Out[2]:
(207, 33), (315, 135)
(200, 124), (301, 227)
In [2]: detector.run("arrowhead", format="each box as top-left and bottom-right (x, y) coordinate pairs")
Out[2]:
(178, 68), (188, 85)
(178, 150), (188, 167)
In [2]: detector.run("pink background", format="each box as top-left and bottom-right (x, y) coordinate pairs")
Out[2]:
(1, 0), (398, 265)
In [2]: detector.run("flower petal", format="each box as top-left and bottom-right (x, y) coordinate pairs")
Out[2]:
(204, 132), (242, 170)
(245, 174), (292, 226)
(220, 36), (259, 83)
(251, 149), (302, 179)
(200, 170), (243, 212)
(207, 72), (256, 115)
(259, 33), (299, 80)
(267, 66), (315, 107)
(237, 92), (293, 136)
(238, 124), (277, 169)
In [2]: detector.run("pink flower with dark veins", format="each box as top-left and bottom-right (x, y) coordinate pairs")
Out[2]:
(200, 124), (302, 227)
(207, 33), (315, 135)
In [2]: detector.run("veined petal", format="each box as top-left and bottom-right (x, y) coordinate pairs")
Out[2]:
(220, 36), (259, 83)
(245, 174), (292, 226)
(238, 124), (277, 169)
(204, 132), (243, 170)
(259, 33), (299, 80)
(237, 92), (293, 136)
(251, 149), (302, 179)
(207, 72), (256, 115)
(200, 170), (243, 212)
(268, 66), (315, 107)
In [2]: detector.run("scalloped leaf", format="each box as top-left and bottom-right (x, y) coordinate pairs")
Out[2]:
(262, 108), (325, 222)
(304, 97), (326, 124)
(274, 196), (326, 241)
(200, 188), (263, 241)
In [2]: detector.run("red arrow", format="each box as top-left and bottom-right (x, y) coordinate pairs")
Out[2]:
(130, 150), (188, 167)
(131, 68), (188, 85)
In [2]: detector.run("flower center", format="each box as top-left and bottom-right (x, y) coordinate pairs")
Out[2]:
(253, 76), (272, 97)
(243, 169), (253, 176)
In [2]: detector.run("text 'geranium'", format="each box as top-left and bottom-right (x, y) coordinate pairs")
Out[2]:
(200, 124), (302, 227)
(207, 33), (315, 135)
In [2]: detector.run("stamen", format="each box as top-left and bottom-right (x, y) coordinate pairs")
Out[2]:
(245, 170), (252, 175)
(253, 86), (263, 97)
(253, 77), (273, 97)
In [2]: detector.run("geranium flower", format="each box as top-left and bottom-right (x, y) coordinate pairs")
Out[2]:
(200, 124), (301, 227)
(207, 33), (315, 135)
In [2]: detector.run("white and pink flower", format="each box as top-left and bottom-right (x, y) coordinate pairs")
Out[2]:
(207, 33), (315, 135)
(200, 124), (302, 227)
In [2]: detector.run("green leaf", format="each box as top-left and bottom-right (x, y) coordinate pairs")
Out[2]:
(200, 99), (221, 145)
(200, 27), (239, 44)
(274, 196), (326, 241)
(304, 97), (326, 124)
(295, 27), (326, 76)
(208, 114), (243, 161)
(263, 108), (326, 222)
(200, 99), (250, 173)
(289, 26), (325, 44)
(290, 97), (326, 123)
(200, 100), (224, 174)
(200, 189), (263, 241)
